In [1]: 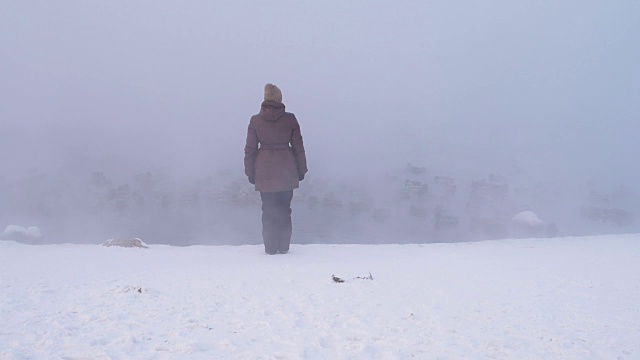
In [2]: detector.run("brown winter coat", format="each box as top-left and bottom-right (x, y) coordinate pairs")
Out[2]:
(244, 101), (308, 192)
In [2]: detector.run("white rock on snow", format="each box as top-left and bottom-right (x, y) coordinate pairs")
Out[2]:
(512, 210), (544, 226)
(101, 238), (149, 248)
(1, 225), (41, 242)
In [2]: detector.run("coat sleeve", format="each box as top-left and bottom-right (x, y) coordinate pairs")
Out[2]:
(290, 115), (308, 176)
(244, 119), (258, 177)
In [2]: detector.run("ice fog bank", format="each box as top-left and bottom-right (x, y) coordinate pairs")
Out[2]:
(1, 1), (638, 244)
(1, 159), (638, 245)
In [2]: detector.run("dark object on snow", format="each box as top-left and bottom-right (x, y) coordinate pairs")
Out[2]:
(355, 271), (374, 280)
(332, 275), (345, 283)
(120, 286), (145, 293)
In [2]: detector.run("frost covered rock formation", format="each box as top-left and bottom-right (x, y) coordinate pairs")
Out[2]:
(101, 238), (148, 248)
(0, 225), (42, 244)
(510, 211), (545, 238)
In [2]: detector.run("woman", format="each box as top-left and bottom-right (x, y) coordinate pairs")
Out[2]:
(244, 84), (308, 255)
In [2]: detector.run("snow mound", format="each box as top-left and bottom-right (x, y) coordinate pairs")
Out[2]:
(1, 225), (42, 242)
(101, 238), (148, 248)
(512, 211), (543, 226)
(26, 226), (42, 238)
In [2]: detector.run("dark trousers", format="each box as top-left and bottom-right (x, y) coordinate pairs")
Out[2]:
(260, 191), (293, 254)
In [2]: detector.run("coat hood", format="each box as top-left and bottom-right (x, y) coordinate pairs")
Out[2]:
(259, 101), (286, 122)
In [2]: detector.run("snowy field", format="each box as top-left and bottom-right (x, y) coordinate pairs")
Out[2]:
(1, 235), (639, 359)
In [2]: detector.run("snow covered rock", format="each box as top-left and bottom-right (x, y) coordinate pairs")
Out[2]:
(25, 226), (42, 238)
(1, 225), (42, 244)
(510, 211), (545, 238)
(101, 238), (148, 248)
(512, 211), (543, 226)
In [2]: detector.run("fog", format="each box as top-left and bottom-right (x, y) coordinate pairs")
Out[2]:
(1, 1), (639, 245)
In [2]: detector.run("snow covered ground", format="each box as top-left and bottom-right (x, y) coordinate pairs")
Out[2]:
(1, 235), (639, 359)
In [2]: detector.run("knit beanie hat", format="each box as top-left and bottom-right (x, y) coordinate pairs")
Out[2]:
(264, 83), (282, 103)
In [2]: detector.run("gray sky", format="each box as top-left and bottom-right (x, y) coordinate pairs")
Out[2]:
(1, 0), (639, 184)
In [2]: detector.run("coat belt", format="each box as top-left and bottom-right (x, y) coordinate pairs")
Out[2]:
(259, 143), (291, 150)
